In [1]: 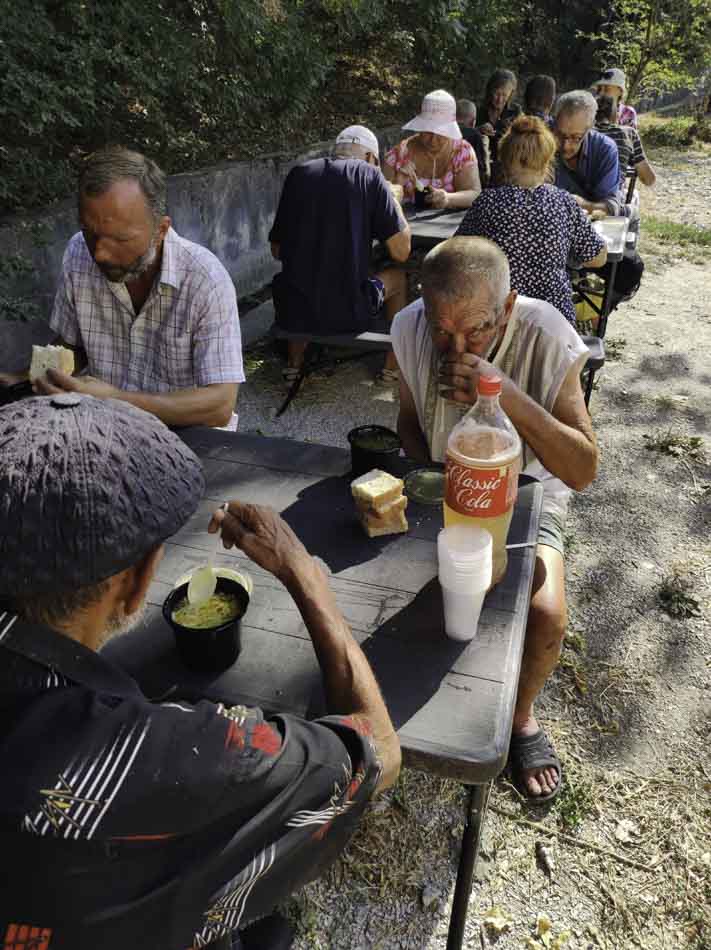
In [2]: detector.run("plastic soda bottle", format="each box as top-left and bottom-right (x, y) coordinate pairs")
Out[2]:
(443, 375), (522, 586)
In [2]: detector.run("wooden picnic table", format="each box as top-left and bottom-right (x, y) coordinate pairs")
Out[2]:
(104, 427), (542, 949)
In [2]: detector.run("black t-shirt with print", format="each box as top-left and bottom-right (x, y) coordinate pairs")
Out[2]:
(0, 613), (379, 950)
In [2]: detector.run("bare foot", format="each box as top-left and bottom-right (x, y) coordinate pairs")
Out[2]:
(511, 716), (560, 798)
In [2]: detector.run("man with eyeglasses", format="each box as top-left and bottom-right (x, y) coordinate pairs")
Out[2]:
(554, 90), (645, 304)
(553, 90), (621, 216)
(391, 237), (598, 805)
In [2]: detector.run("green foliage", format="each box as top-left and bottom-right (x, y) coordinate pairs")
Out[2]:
(644, 215), (711, 248)
(555, 777), (596, 831)
(640, 115), (711, 148)
(590, 0), (711, 100)
(1, 0), (708, 216)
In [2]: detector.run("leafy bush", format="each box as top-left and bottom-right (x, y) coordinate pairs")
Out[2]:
(639, 114), (711, 148)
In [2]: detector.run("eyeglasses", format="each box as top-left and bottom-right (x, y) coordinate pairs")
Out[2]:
(555, 130), (589, 145)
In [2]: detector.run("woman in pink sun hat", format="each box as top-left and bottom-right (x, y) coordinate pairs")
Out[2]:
(384, 89), (481, 209)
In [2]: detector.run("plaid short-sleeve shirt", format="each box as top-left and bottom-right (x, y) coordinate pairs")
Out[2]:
(49, 229), (245, 393)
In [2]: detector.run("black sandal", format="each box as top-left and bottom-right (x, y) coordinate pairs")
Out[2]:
(507, 729), (563, 803)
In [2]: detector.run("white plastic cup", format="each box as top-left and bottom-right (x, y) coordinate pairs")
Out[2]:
(437, 525), (492, 642)
(440, 585), (488, 641)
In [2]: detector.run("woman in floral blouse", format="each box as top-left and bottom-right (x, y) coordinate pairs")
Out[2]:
(384, 89), (481, 209)
(456, 116), (608, 324)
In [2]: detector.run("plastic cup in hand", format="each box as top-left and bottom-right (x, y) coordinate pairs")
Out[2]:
(437, 525), (492, 642)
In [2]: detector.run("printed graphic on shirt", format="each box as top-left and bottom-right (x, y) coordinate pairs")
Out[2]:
(192, 844), (277, 948)
(286, 762), (356, 836)
(23, 718), (150, 840)
(216, 703), (282, 758)
(2, 923), (52, 950)
(0, 610), (18, 644)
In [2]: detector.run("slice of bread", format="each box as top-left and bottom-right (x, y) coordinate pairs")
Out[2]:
(29, 345), (75, 382)
(361, 505), (409, 538)
(355, 494), (408, 517)
(350, 469), (404, 509)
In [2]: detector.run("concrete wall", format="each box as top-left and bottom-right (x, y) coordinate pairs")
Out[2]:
(0, 125), (403, 369)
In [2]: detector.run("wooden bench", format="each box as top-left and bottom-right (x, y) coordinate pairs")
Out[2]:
(269, 323), (392, 416)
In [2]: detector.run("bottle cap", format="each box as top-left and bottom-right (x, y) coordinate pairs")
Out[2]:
(477, 375), (502, 396)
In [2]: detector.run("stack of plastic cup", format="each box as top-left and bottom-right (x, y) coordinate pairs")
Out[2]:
(437, 524), (493, 642)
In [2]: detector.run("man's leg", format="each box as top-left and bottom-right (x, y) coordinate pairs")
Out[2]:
(512, 543), (567, 798)
(287, 341), (308, 371)
(375, 267), (407, 372)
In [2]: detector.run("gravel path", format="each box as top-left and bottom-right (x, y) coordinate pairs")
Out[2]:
(239, 147), (711, 950)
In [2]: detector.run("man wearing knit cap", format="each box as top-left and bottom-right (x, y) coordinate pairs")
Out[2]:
(269, 124), (411, 381)
(0, 395), (399, 950)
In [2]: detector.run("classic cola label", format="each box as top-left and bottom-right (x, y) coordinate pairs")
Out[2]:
(445, 457), (518, 517)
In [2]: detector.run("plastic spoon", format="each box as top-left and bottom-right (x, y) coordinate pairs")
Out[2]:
(186, 503), (228, 605)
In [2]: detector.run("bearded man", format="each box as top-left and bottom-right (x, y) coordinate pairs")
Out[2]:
(2, 147), (244, 428)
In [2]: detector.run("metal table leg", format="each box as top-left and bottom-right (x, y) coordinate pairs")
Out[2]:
(446, 781), (491, 950)
(597, 258), (620, 340)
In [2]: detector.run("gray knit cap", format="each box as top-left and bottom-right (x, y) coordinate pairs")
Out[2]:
(0, 394), (205, 595)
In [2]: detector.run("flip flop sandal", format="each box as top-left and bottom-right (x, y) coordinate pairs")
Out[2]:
(507, 729), (563, 804)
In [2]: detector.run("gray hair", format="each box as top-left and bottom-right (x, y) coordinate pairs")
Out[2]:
(422, 237), (510, 312)
(553, 90), (598, 126)
(9, 578), (110, 628)
(79, 146), (167, 219)
(333, 141), (370, 161)
(456, 98), (477, 123)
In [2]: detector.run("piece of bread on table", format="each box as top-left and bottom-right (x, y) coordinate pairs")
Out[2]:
(350, 469), (404, 511)
(362, 505), (409, 538)
(29, 345), (75, 382)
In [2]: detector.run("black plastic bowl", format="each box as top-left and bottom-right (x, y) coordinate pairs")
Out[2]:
(163, 576), (250, 673)
(347, 424), (401, 478)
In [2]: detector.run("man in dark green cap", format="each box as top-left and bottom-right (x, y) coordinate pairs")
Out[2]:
(0, 395), (400, 950)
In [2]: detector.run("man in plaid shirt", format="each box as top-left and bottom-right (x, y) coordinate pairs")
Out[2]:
(28, 147), (244, 428)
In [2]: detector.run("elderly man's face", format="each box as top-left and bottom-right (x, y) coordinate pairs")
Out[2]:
(555, 110), (592, 162)
(424, 287), (508, 358)
(80, 179), (168, 284)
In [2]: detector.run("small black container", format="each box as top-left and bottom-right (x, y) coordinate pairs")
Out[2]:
(163, 576), (250, 673)
(348, 425), (401, 477)
(414, 184), (432, 211)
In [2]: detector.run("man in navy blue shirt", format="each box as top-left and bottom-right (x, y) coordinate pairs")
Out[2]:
(553, 90), (621, 216)
(269, 125), (411, 380)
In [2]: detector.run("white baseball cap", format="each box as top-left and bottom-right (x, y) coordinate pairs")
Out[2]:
(402, 89), (462, 140)
(335, 125), (380, 155)
(593, 68), (626, 94)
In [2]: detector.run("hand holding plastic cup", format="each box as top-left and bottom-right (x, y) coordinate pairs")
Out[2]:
(437, 525), (492, 642)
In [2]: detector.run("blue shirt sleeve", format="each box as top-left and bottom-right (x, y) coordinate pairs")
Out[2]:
(590, 133), (620, 202)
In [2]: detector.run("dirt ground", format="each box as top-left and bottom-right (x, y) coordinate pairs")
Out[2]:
(239, 147), (711, 950)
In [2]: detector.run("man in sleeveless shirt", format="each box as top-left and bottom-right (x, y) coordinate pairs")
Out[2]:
(392, 237), (598, 803)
